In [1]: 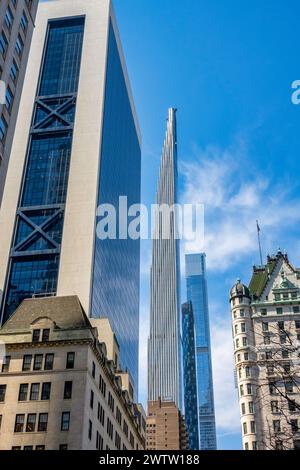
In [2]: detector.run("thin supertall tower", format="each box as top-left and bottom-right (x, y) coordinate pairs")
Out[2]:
(148, 108), (182, 410)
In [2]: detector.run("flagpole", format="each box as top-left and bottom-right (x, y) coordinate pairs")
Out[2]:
(256, 220), (263, 266)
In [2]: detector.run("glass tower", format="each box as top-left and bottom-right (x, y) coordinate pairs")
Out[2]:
(148, 108), (182, 410)
(91, 20), (141, 392)
(182, 301), (200, 450)
(0, 1), (141, 397)
(1, 17), (85, 323)
(185, 253), (217, 450)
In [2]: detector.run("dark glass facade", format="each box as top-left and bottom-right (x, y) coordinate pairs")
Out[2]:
(185, 254), (217, 450)
(1, 18), (85, 324)
(182, 302), (200, 450)
(91, 21), (141, 394)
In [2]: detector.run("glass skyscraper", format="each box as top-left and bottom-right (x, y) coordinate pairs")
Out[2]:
(182, 301), (200, 450)
(0, 0), (141, 396)
(148, 108), (182, 410)
(185, 253), (217, 450)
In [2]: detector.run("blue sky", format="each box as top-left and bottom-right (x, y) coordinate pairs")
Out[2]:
(113, 0), (300, 450)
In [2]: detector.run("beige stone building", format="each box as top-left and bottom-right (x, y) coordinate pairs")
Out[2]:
(146, 399), (189, 450)
(0, 296), (146, 450)
(0, 0), (38, 204)
(230, 250), (300, 450)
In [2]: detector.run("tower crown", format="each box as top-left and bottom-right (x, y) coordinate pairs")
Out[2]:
(230, 280), (250, 300)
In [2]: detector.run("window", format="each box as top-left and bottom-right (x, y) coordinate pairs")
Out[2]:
(92, 362), (96, 379)
(266, 351), (272, 360)
(4, 7), (14, 30)
(260, 308), (267, 316)
(44, 354), (54, 370)
(264, 335), (271, 345)
(115, 431), (121, 450)
(35, 445), (45, 450)
(241, 403), (246, 415)
(12, 447), (21, 451)
(273, 420), (281, 433)
(96, 431), (103, 450)
(0, 115), (8, 142)
(283, 363), (290, 374)
(30, 383), (40, 401)
(267, 365), (274, 375)
(123, 421), (128, 438)
(244, 442), (249, 450)
(280, 334), (287, 345)
(108, 392), (115, 412)
(282, 349), (289, 359)
(64, 381), (72, 399)
(250, 421), (256, 433)
(241, 323), (246, 333)
(0, 32), (8, 57)
(0, 385), (7, 402)
(269, 382), (277, 395)
(14, 414), (25, 433)
(262, 322), (269, 332)
(293, 307), (300, 314)
(18, 384), (28, 401)
(116, 407), (122, 426)
(245, 366), (251, 377)
(38, 413), (48, 432)
(285, 381), (294, 394)
(291, 419), (298, 433)
(252, 442), (257, 450)
(66, 352), (75, 369)
(15, 34), (24, 57)
(41, 383), (51, 400)
(237, 354), (241, 362)
(42, 329), (50, 342)
(240, 309), (245, 317)
(61, 412), (70, 431)
(288, 400), (296, 412)
(291, 292), (297, 300)
(32, 329), (40, 343)
(283, 293), (289, 301)
(1, 356), (11, 373)
(276, 307), (283, 315)
(0, 415), (2, 430)
(24, 446), (33, 451)
(242, 337), (248, 347)
(90, 390), (94, 409)
(247, 383), (252, 395)
(274, 293), (281, 301)
(244, 352), (249, 361)
(130, 432), (134, 448)
(10, 60), (19, 83)
(26, 414), (36, 432)
(249, 402), (254, 414)
(22, 355), (32, 371)
(59, 444), (68, 451)
(240, 384), (244, 397)
(295, 320), (300, 329)
(21, 11), (28, 32)
(99, 375), (106, 397)
(234, 325), (238, 335)
(33, 354), (43, 371)
(278, 321), (285, 330)
(88, 419), (92, 440)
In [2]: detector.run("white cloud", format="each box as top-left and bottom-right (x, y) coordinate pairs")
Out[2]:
(180, 140), (300, 271)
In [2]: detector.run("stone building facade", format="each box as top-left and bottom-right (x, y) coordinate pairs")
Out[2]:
(230, 250), (300, 450)
(0, 296), (146, 450)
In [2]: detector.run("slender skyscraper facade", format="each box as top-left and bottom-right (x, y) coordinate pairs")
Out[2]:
(0, 0), (39, 205)
(185, 253), (217, 449)
(148, 108), (182, 410)
(0, 0), (141, 394)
